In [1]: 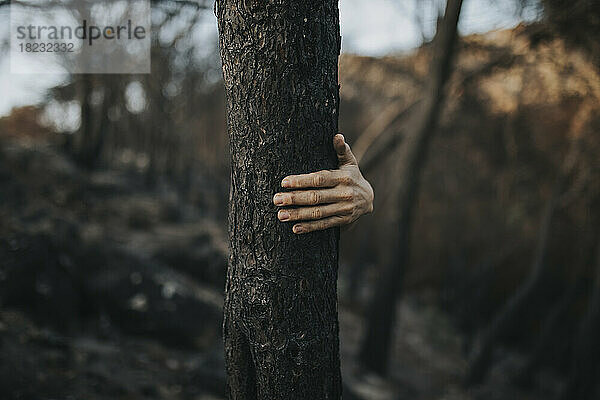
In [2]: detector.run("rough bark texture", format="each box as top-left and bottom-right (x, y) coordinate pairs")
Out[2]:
(358, 0), (464, 375)
(216, 1), (342, 399)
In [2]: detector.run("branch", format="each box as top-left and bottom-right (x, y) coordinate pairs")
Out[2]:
(353, 98), (415, 163)
(357, 99), (422, 173)
(358, 46), (519, 174)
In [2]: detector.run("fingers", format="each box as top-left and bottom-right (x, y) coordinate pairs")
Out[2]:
(292, 215), (350, 234)
(334, 134), (358, 166)
(273, 188), (353, 206)
(277, 203), (353, 223)
(279, 135), (358, 189)
(281, 170), (342, 189)
(273, 133), (367, 235)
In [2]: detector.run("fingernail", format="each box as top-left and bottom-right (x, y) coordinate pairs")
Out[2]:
(281, 178), (290, 187)
(293, 225), (304, 234)
(278, 210), (290, 221)
(273, 194), (284, 205)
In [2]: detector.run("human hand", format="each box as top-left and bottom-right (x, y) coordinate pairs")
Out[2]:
(273, 134), (374, 234)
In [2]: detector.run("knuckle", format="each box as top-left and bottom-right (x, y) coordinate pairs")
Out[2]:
(312, 208), (322, 220)
(342, 190), (354, 201)
(313, 173), (324, 187)
(310, 191), (320, 205)
(341, 173), (354, 185)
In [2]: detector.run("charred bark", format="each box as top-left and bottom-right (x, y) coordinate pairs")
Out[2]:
(358, 0), (464, 375)
(216, 1), (342, 399)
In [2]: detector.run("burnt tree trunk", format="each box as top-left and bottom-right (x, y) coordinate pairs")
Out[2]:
(71, 74), (109, 169)
(73, 75), (94, 168)
(561, 237), (600, 400)
(465, 100), (595, 385)
(216, 1), (342, 399)
(464, 179), (561, 385)
(358, 0), (464, 375)
(514, 274), (586, 388)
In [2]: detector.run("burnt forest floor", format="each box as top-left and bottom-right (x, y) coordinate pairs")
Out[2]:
(0, 138), (560, 400)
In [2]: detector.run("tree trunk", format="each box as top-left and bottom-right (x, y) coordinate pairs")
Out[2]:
(514, 275), (585, 388)
(561, 238), (600, 400)
(216, 1), (342, 399)
(464, 179), (561, 385)
(71, 74), (108, 169)
(73, 75), (94, 167)
(465, 100), (594, 385)
(358, 0), (464, 375)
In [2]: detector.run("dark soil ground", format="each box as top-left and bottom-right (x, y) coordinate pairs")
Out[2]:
(0, 138), (562, 400)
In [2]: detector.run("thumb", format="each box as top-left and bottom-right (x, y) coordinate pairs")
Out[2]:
(334, 134), (358, 167)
